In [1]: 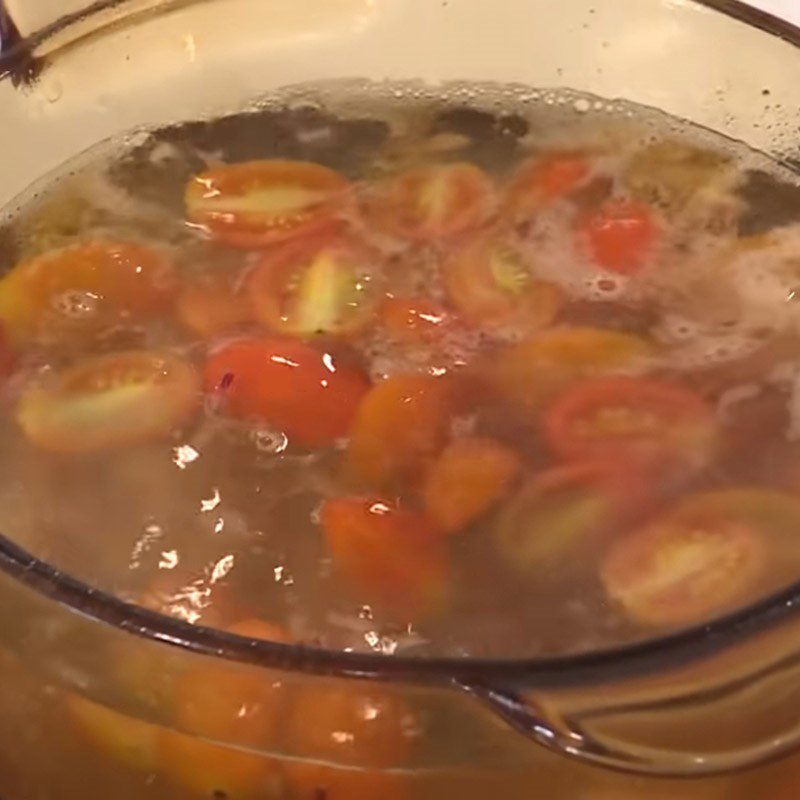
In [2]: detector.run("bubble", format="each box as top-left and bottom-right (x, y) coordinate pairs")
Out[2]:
(52, 289), (101, 319)
(573, 98), (592, 114)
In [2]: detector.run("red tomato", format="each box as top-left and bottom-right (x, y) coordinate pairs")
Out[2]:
(346, 374), (452, 488)
(582, 199), (657, 275)
(365, 163), (495, 241)
(185, 160), (351, 249)
(322, 497), (448, 616)
(204, 337), (370, 448)
(249, 235), (383, 338)
(17, 350), (199, 453)
(544, 376), (716, 471)
(493, 461), (644, 571)
(506, 154), (590, 219)
(443, 234), (562, 333)
(176, 273), (252, 339)
(600, 489), (800, 626)
(0, 240), (176, 343)
(380, 296), (452, 344)
(0, 322), (13, 380)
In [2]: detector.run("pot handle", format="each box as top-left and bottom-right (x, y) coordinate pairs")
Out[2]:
(460, 681), (800, 777)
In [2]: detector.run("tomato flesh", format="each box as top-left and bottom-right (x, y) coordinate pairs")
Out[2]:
(176, 273), (252, 339)
(249, 236), (383, 338)
(17, 350), (199, 453)
(544, 376), (716, 470)
(583, 199), (657, 275)
(204, 337), (370, 448)
(185, 160), (351, 249)
(366, 163), (494, 241)
(381, 296), (451, 344)
(444, 234), (562, 332)
(506, 154), (590, 219)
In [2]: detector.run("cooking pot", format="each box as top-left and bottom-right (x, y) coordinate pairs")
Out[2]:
(2, 1), (800, 798)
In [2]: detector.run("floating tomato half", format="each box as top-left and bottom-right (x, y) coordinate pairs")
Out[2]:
(0, 322), (13, 380)
(505, 154), (590, 220)
(443, 234), (562, 333)
(185, 160), (351, 249)
(322, 497), (448, 617)
(488, 326), (653, 413)
(380, 296), (452, 345)
(0, 240), (176, 344)
(493, 462), (639, 572)
(204, 337), (370, 448)
(176, 272), (253, 339)
(249, 236), (383, 338)
(17, 350), (199, 453)
(544, 376), (716, 470)
(600, 489), (800, 626)
(366, 163), (495, 241)
(582, 199), (658, 275)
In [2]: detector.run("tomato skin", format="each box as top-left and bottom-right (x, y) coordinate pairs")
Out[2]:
(204, 337), (369, 448)
(249, 235), (383, 338)
(17, 350), (199, 453)
(583, 199), (657, 275)
(185, 160), (351, 249)
(381, 296), (452, 344)
(423, 437), (522, 534)
(322, 497), (448, 616)
(0, 240), (176, 343)
(0, 323), (13, 380)
(506, 154), (590, 218)
(366, 163), (495, 241)
(443, 233), (562, 333)
(346, 374), (451, 488)
(176, 273), (252, 339)
(544, 376), (716, 470)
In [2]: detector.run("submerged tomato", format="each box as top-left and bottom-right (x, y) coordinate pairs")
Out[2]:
(346, 374), (451, 488)
(366, 163), (495, 241)
(582, 199), (657, 275)
(488, 326), (653, 412)
(0, 240), (176, 343)
(17, 350), (199, 453)
(600, 489), (800, 626)
(322, 497), (448, 616)
(185, 160), (351, 249)
(176, 272), (252, 339)
(0, 323), (13, 380)
(493, 462), (639, 572)
(380, 296), (452, 344)
(544, 376), (716, 470)
(505, 154), (590, 219)
(443, 234), (562, 333)
(249, 236), (383, 338)
(423, 437), (522, 534)
(204, 337), (369, 448)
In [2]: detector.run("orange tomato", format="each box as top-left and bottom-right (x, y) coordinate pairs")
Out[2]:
(582, 199), (657, 275)
(366, 163), (495, 241)
(488, 327), (653, 413)
(0, 240), (176, 343)
(185, 160), (351, 249)
(284, 682), (415, 800)
(380, 296), (452, 344)
(599, 489), (799, 626)
(423, 437), (522, 534)
(322, 497), (448, 616)
(443, 233), (562, 333)
(544, 376), (716, 471)
(505, 154), (590, 219)
(249, 235), (383, 338)
(176, 272), (252, 339)
(346, 374), (451, 488)
(17, 350), (199, 453)
(204, 337), (370, 448)
(0, 322), (12, 380)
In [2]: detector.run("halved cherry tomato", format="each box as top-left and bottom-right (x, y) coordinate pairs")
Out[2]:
(544, 376), (716, 470)
(488, 327), (653, 413)
(443, 233), (562, 333)
(67, 694), (160, 772)
(423, 437), (522, 534)
(365, 163), (495, 241)
(582, 199), (657, 275)
(176, 272), (252, 339)
(322, 497), (448, 616)
(284, 682), (414, 800)
(0, 322), (13, 380)
(17, 350), (199, 453)
(493, 462), (641, 572)
(600, 489), (800, 626)
(249, 235), (383, 338)
(204, 337), (370, 448)
(185, 160), (351, 249)
(380, 296), (452, 344)
(346, 374), (451, 488)
(505, 154), (590, 219)
(0, 240), (176, 343)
